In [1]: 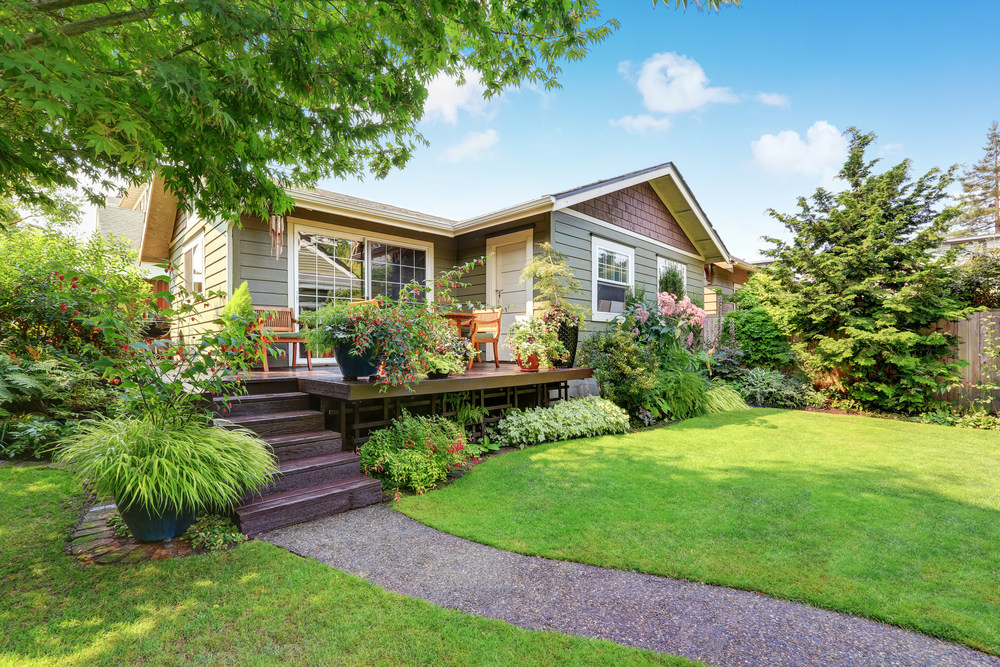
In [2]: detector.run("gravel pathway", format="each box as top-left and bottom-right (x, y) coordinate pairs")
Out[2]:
(262, 505), (999, 667)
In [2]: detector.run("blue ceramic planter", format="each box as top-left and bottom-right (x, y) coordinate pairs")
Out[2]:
(119, 504), (197, 542)
(335, 342), (378, 380)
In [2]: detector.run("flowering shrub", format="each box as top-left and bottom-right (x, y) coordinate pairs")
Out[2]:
(506, 316), (568, 366)
(54, 265), (266, 426)
(490, 396), (629, 449)
(578, 325), (657, 412)
(359, 411), (468, 496)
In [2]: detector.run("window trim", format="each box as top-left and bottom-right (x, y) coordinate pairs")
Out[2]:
(181, 233), (205, 296)
(657, 255), (687, 295)
(591, 235), (634, 322)
(288, 220), (435, 317)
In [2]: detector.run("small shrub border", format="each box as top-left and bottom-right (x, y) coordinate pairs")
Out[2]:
(490, 396), (629, 449)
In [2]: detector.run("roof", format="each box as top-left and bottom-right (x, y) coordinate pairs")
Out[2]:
(140, 163), (734, 263)
(96, 205), (144, 250)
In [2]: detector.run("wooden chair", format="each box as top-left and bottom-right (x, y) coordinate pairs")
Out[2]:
(253, 306), (313, 372)
(468, 308), (502, 369)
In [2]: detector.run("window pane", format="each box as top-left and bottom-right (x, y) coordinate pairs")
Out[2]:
(596, 282), (626, 313)
(370, 243), (426, 303)
(298, 233), (365, 311)
(597, 247), (629, 284)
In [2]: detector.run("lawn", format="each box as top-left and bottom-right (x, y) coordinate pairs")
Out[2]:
(0, 465), (696, 667)
(399, 409), (1000, 655)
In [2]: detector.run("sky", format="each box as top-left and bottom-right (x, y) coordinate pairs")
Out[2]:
(311, 0), (1000, 261)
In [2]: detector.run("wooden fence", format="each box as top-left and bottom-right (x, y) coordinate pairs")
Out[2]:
(934, 310), (1000, 410)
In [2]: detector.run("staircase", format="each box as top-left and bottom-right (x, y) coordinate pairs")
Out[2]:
(213, 378), (383, 534)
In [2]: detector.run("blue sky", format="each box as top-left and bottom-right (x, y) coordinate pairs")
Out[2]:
(319, 0), (1000, 261)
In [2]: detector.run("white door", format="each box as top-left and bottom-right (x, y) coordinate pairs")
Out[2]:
(487, 230), (533, 361)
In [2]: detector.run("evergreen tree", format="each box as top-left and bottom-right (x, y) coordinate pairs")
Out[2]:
(954, 121), (1000, 236)
(763, 129), (976, 414)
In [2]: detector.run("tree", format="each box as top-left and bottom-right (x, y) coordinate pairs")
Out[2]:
(954, 121), (1000, 236)
(1, 0), (737, 225)
(763, 129), (976, 414)
(1, 182), (84, 231)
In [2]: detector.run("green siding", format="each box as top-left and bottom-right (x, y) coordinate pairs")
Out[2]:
(551, 210), (706, 334)
(454, 214), (550, 307)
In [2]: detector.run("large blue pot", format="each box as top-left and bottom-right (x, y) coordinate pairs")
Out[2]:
(334, 341), (378, 380)
(119, 503), (198, 542)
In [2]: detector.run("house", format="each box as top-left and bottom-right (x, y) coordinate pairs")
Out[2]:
(703, 256), (757, 316)
(123, 162), (732, 367)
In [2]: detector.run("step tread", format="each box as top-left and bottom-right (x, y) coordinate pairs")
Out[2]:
(213, 392), (310, 404)
(221, 410), (322, 425)
(238, 476), (381, 515)
(278, 452), (357, 474)
(263, 430), (341, 446)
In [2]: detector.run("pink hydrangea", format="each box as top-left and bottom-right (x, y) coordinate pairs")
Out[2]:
(685, 331), (694, 348)
(635, 305), (650, 324)
(657, 292), (677, 317)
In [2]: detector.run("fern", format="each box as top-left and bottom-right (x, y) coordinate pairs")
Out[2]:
(0, 355), (56, 408)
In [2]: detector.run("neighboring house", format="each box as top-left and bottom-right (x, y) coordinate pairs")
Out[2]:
(96, 188), (170, 303)
(703, 256), (756, 316)
(940, 233), (1000, 257)
(128, 162), (732, 366)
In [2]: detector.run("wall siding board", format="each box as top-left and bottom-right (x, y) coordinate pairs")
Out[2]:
(552, 210), (705, 337)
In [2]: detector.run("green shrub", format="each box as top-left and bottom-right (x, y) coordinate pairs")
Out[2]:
(644, 369), (709, 421)
(491, 396), (629, 449)
(359, 411), (467, 495)
(578, 325), (657, 413)
(705, 381), (750, 414)
(913, 409), (1000, 430)
(736, 368), (816, 409)
(659, 264), (685, 296)
(221, 281), (255, 328)
(181, 514), (249, 551)
(56, 417), (277, 512)
(719, 288), (794, 370)
(0, 414), (75, 459)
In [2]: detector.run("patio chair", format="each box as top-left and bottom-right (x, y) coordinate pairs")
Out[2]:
(469, 308), (502, 369)
(253, 306), (313, 372)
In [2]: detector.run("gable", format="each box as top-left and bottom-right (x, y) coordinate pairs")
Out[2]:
(568, 182), (698, 255)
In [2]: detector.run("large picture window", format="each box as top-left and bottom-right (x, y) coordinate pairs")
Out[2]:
(295, 231), (429, 318)
(592, 236), (634, 321)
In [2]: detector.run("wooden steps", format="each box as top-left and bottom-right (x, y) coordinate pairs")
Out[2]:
(213, 381), (382, 534)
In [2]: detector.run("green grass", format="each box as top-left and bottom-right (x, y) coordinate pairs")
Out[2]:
(0, 466), (698, 666)
(399, 409), (1000, 655)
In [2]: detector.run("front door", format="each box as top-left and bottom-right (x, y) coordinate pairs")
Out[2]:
(487, 230), (533, 361)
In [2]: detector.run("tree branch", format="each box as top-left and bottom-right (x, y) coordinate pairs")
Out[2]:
(28, 0), (110, 13)
(24, 5), (158, 45)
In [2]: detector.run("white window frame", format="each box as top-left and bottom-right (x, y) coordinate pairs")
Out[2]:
(182, 234), (205, 296)
(657, 256), (687, 295)
(288, 220), (435, 316)
(591, 236), (634, 322)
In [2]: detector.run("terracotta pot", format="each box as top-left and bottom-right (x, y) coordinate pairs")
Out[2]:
(516, 353), (540, 372)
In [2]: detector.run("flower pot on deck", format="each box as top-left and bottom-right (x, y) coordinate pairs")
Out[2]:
(334, 341), (378, 381)
(427, 371), (451, 380)
(553, 322), (579, 368)
(118, 503), (197, 542)
(516, 354), (540, 372)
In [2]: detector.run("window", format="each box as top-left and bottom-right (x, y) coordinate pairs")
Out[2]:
(295, 231), (429, 317)
(182, 235), (204, 295)
(657, 256), (686, 295)
(591, 236), (634, 321)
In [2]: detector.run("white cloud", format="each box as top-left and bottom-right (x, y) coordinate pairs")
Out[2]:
(755, 92), (790, 107)
(440, 129), (499, 163)
(423, 73), (487, 125)
(633, 52), (738, 114)
(617, 60), (634, 79)
(750, 121), (848, 185)
(609, 115), (672, 134)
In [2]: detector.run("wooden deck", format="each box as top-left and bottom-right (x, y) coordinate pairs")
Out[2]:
(245, 363), (593, 401)
(241, 362), (593, 448)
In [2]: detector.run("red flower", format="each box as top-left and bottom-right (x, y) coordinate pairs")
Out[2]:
(60, 304), (67, 312)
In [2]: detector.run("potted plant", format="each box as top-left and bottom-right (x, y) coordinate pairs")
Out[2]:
(506, 316), (568, 372)
(57, 416), (276, 541)
(519, 242), (589, 367)
(300, 301), (379, 380)
(421, 317), (475, 379)
(53, 265), (277, 542)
